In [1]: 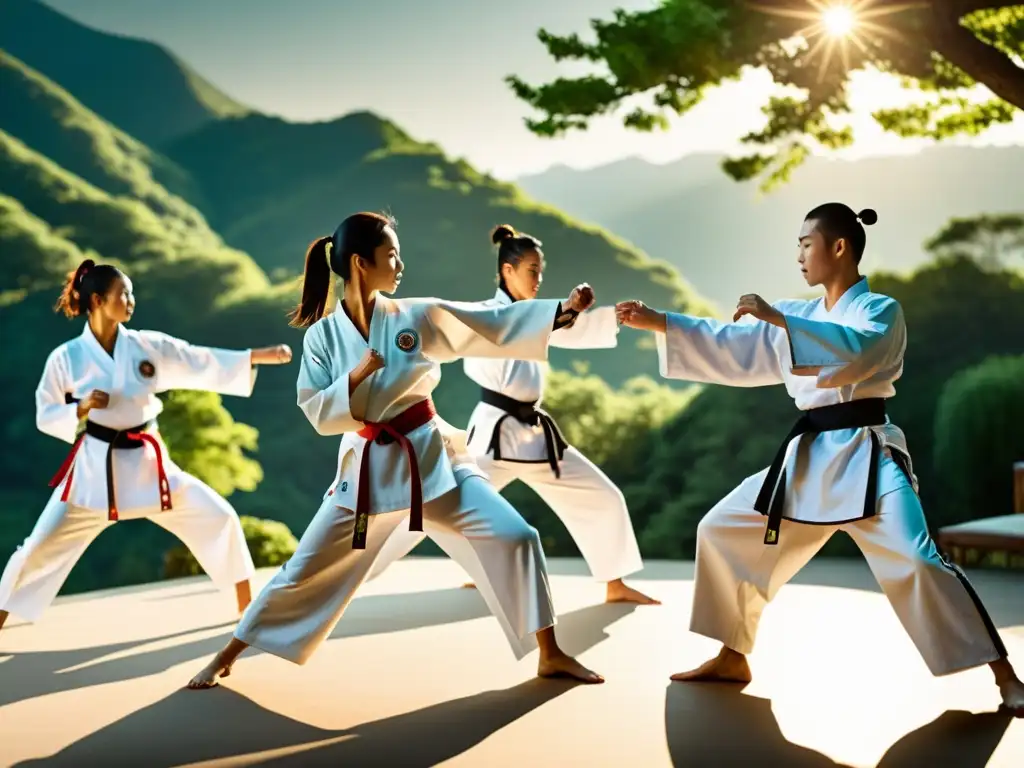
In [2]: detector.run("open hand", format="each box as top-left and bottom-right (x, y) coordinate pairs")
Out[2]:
(567, 283), (595, 313)
(733, 294), (783, 326)
(615, 300), (666, 332)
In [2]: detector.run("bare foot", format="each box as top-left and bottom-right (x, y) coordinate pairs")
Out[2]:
(538, 652), (605, 684)
(670, 646), (751, 684)
(999, 676), (1024, 717)
(461, 582), (477, 589)
(186, 658), (233, 690)
(606, 579), (661, 605)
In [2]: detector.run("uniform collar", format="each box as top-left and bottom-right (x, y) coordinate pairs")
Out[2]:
(494, 286), (515, 305)
(826, 276), (869, 315)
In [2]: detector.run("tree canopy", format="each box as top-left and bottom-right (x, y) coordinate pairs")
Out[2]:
(508, 1), (1024, 190)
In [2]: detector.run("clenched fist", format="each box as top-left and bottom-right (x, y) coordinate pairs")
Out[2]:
(614, 300), (666, 332)
(252, 344), (293, 365)
(357, 348), (386, 376)
(77, 389), (109, 420)
(566, 284), (596, 313)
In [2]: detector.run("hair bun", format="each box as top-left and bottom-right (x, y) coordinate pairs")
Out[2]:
(74, 258), (96, 286)
(491, 224), (516, 245)
(857, 208), (877, 226)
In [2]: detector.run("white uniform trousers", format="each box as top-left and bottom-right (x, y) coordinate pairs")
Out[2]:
(367, 447), (644, 584)
(0, 478), (256, 622)
(233, 474), (555, 665)
(691, 457), (1007, 677)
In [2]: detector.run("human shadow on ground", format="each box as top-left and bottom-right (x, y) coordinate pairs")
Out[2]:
(0, 591), (632, 710)
(664, 683), (1013, 767)
(12, 602), (636, 767)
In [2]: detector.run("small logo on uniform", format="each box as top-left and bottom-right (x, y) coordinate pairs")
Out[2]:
(138, 360), (156, 379)
(395, 328), (419, 353)
(340, 481), (348, 493)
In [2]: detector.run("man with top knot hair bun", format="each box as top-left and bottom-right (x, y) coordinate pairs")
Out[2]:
(616, 203), (1024, 715)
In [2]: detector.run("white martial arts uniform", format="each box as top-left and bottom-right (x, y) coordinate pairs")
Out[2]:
(368, 288), (644, 584)
(0, 324), (258, 622)
(233, 294), (570, 664)
(658, 277), (1006, 676)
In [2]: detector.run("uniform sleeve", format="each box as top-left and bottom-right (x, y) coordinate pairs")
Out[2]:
(296, 324), (364, 436)
(782, 296), (905, 388)
(144, 331), (256, 396)
(655, 312), (785, 387)
(419, 298), (562, 364)
(35, 349), (82, 444)
(549, 306), (619, 350)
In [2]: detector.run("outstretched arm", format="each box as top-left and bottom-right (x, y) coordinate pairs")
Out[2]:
(140, 331), (290, 397)
(616, 300), (784, 387)
(549, 305), (620, 350)
(420, 284), (596, 363)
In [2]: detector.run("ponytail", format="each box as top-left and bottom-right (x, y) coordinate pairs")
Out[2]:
(54, 259), (94, 318)
(54, 259), (122, 319)
(288, 236), (334, 328)
(288, 212), (397, 328)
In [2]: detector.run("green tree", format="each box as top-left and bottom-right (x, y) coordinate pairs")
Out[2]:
(158, 389), (263, 497)
(508, 1), (1024, 190)
(500, 366), (694, 554)
(163, 515), (298, 579)
(932, 354), (1024, 527)
(925, 213), (1024, 270)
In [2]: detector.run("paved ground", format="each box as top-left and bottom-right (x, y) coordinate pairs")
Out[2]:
(1, 557), (1022, 767)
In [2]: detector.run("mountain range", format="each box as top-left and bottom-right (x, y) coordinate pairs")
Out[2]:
(517, 146), (1024, 312)
(0, 0), (708, 591)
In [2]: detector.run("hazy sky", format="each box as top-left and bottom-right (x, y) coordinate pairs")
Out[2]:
(45, 0), (1024, 179)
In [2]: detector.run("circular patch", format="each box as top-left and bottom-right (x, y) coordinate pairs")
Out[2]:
(395, 328), (419, 353)
(138, 359), (156, 379)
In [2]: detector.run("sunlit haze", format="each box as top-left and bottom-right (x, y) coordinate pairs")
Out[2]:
(45, 0), (1024, 179)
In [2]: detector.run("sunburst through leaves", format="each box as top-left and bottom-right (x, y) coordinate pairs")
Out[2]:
(751, 0), (920, 82)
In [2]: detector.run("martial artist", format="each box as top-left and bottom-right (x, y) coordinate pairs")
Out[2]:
(369, 224), (658, 606)
(615, 203), (1024, 714)
(187, 212), (605, 689)
(0, 259), (293, 632)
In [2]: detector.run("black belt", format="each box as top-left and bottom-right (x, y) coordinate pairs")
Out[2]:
(480, 388), (568, 478)
(89, 420), (161, 521)
(51, 397), (167, 521)
(754, 398), (890, 546)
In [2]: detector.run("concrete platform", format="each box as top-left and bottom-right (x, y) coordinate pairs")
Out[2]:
(0, 557), (1022, 767)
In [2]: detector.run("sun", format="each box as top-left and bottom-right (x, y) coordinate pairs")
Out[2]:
(822, 5), (857, 37)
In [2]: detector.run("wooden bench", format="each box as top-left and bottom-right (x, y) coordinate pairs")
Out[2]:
(936, 462), (1024, 566)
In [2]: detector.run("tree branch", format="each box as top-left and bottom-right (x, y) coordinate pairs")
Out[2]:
(928, 3), (1024, 110)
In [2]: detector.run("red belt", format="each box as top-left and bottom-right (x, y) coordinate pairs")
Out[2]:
(49, 420), (172, 521)
(348, 398), (437, 549)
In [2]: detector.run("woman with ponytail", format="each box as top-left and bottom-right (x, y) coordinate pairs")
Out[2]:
(0, 260), (293, 632)
(368, 223), (659, 606)
(188, 211), (606, 689)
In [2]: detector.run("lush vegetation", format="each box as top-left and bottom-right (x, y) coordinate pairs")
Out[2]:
(0, 12), (707, 594)
(2, 1), (1021, 597)
(508, 0), (1024, 190)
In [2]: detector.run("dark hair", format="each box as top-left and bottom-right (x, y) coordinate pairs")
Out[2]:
(491, 224), (541, 294)
(804, 203), (877, 264)
(288, 211), (397, 328)
(54, 259), (124, 319)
